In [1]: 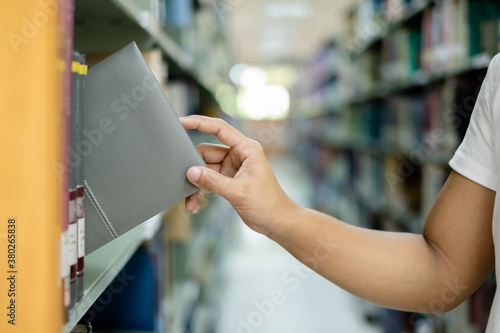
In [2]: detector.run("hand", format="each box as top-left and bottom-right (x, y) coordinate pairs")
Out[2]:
(180, 115), (298, 236)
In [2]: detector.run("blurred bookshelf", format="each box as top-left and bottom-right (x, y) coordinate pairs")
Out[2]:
(74, 0), (233, 101)
(290, 0), (500, 331)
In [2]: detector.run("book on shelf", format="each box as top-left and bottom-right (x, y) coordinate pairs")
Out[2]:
(380, 27), (421, 83)
(69, 53), (80, 309)
(64, 48), (89, 311)
(421, 0), (500, 73)
(82, 42), (205, 254)
(164, 0), (193, 28)
(75, 53), (87, 302)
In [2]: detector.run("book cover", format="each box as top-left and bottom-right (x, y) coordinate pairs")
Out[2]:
(83, 42), (205, 253)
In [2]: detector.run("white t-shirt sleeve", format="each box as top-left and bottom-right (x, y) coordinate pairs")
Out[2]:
(449, 55), (500, 191)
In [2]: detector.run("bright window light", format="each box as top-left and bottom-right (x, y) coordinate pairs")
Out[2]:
(239, 66), (268, 87)
(238, 84), (290, 120)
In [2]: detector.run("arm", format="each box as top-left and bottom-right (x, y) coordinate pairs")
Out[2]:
(271, 171), (495, 312)
(181, 115), (495, 313)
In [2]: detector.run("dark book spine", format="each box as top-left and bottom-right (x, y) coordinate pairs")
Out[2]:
(69, 56), (80, 308)
(75, 53), (87, 302)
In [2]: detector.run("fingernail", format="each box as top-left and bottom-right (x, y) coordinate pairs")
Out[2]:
(187, 167), (201, 183)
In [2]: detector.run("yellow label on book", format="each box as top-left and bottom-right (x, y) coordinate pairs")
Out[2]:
(72, 61), (80, 73)
(79, 64), (88, 76)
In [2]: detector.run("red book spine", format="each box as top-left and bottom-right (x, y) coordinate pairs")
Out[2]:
(68, 189), (78, 308)
(76, 186), (85, 301)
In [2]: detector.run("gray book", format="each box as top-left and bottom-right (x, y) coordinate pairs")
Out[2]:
(83, 42), (205, 254)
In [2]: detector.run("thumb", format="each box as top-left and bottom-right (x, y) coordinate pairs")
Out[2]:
(187, 167), (232, 199)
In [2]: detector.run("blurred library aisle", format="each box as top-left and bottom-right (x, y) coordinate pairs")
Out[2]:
(215, 157), (382, 333)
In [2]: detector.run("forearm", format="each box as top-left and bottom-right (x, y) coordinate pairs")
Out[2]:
(269, 204), (463, 312)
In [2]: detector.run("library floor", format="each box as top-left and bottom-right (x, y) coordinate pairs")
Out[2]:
(215, 157), (383, 333)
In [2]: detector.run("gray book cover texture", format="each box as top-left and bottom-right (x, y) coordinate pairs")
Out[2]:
(83, 42), (205, 253)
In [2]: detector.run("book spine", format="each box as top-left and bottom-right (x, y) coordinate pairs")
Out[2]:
(76, 58), (87, 302)
(69, 57), (80, 308)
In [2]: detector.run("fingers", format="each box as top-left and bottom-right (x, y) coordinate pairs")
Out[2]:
(197, 143), (230, 164)
(185, 189), (206, 213)
(186, 166), (233, 200)
(184, 163), (222, 213)
(180, 116), (247, 148)
(206, 163), (222, 173)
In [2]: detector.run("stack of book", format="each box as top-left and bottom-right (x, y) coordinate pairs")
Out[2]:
(380, 27), (422, 83)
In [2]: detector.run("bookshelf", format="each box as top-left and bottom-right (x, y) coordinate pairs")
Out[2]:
(291, 0), (500, 331)
(67, 0), (232, 331)
(2, 0), (233, 332)
(347, 0), (431, 58)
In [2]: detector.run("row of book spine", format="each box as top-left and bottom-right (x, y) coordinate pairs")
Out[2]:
(296, 0), (500, 115)
(62, 52), (87, 316)
(421, 0), (499, 72)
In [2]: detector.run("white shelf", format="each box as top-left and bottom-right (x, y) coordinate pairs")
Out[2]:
(65, 214), (162, 333)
